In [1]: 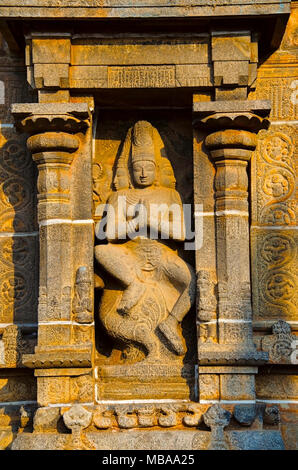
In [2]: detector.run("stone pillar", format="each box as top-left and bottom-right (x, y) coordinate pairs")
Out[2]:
(12, 103), (94, 407)
(193, 100), (270, 402)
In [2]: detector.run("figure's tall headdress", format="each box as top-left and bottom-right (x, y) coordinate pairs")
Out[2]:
(131, 120), (156, 164)
(113, 120), (176, 190)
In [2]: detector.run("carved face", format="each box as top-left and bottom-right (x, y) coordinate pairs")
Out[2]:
(132, 160), (156, 187)
(161, 163), (175, 188)
(114, 166), (129, 190)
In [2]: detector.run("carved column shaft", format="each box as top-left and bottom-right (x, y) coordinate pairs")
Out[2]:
(27, 134), (79, 342)
(12, 104), (93, 403)
(193, 100), (270, 402)
(207, 133), (254, 349)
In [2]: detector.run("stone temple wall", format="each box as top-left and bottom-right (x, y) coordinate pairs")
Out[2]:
(0, 34), (38, 448)
(250, 5), (298, 447)
(0, 0), (296, 451)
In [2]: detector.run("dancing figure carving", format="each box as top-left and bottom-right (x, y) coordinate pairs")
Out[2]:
(95, 121), (195, 363)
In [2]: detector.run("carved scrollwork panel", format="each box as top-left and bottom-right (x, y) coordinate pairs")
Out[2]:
(251, 123), (297, 323)
(251, 229), (297, 321)
(251, 126), (296, 227)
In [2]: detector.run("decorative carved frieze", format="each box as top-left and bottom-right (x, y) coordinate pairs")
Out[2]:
(24, 401), (282, 434)
(22, 346), (92, 369)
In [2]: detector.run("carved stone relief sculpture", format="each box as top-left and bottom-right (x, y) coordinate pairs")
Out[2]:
(95, 121), (195, 368)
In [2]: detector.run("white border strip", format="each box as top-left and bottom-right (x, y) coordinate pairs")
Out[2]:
(0, 123), (14, 129)
(195, 210), (249, 217)
(1, 400), (297, 407)
(252, 225), (297, 230)
(253, 321), (298, 326)
(0, 321), (95, 327)
(73, 220), (94, 225)
(39, 321), (94, 326)
(39, 219), (72, 226)
(199, 400), (219, 404)
(48, 402), (94, 408)
(218, 319), (251, 323)
(0, 401), (36, 406)
(96, 399), (190, 404)
(201, 400), (298, 404)
(0, 232), (38, 237)
(0, 323), (37, 328)
(39, 219), (94, 226)
(200, 400), (256, 404)
(271, 120), (298, 125)
(256, 400), (298, 404)
(194, 211), (215, 217)
(198, 320), (251, 325)
(216, 210), (249, 217)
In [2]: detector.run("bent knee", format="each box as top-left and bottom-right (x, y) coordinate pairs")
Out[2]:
(94, 244), (107, 262)
(164, 256), (193, 287)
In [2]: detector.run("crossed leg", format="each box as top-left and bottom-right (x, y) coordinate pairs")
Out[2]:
(158, 251), (195, 355)
(95, 243), (146, 314)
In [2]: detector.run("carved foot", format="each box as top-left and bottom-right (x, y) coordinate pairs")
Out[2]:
(117, 280), (146, 315)
(158, 315), (186, 356)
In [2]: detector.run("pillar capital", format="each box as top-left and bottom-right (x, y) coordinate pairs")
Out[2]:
(12, 102), (90, 133)
(12, 103), (91, 223)
(193, 100), (270, 132)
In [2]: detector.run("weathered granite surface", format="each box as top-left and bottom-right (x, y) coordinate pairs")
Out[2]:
(0, 0), (296, 452)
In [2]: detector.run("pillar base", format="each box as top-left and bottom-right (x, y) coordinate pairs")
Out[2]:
(198, 347), (268, 366)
